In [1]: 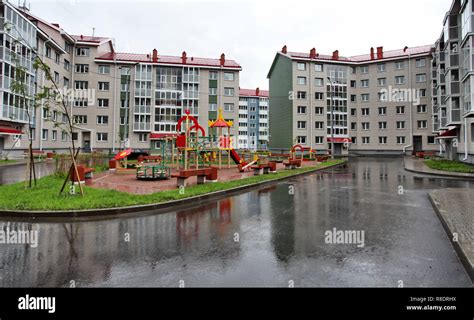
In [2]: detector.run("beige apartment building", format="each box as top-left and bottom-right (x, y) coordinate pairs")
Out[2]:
(268, 45), (438, 156)
(0, 3), (241, 157)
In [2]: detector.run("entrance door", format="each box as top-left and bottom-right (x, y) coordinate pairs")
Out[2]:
(82, 132), (91, 153)
(413, 136), (423, 153)
(334, 143), (343, 156)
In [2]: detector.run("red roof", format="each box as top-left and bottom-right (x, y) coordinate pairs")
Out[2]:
(71, 35), (112, 44)
(286, 45), (433, 63)
(150, 133), (178, 140)
(239, 88), (269, 97)
(0, 126), (23, 135)
(436, 128), (458, 139)
(96, 52), (241, 69)
(209, 118), (232, 128)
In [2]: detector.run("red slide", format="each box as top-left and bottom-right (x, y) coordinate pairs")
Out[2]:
(229, 149), (248, 168)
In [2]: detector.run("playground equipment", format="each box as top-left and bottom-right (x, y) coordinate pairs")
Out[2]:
(136, 144), (171, 180)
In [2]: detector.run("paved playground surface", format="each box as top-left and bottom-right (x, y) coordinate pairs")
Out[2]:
(86, 161), (316, 195)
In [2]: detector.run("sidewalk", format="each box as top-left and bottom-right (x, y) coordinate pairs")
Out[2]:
(429, 189), (474, 282)
(404, 157), (474, 179)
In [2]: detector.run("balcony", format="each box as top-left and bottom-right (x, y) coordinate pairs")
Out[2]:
(133, 122), (151, 132)
(133, 106), (151, 114)
(1, 105), (29, 124)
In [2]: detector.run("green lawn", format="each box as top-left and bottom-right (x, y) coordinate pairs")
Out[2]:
(0, 159), (17, 165)
(425, 159), (474, 174)
(0, 160), (346, 212)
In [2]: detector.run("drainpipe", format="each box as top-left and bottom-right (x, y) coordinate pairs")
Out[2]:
(463, 116), (468, 161)
(403, 52), (413, 154)
(112, 59), (117, 153)
(309, 58), (313, 152)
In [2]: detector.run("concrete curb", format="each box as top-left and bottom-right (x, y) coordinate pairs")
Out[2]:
(428, 193), (474, 283)
(0, 161), (348, 222)
(403, 159), (474, 180)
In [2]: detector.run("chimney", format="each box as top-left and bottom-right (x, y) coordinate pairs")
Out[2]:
(52, 23), (60, 28)
(256, 87), (260, 96)
(152, 49), (158, 62)
(220, 53), (226, 66)
(282, 45), (287, 54)
(403, 46), (409, 53)
(377, 46), (383, 59)
(310, 48), (317, 59)
(80, 34), (84, 40)
(332, 50), (339, 60)
(182, 51), (187, 64)
(370, 47), (375, 60)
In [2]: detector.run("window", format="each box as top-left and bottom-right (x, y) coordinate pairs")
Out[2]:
(396, 121), (406, 129)
(361, 79), (369, 88)
(224, 72), (235, 81)
(362, 108), (370, 116)
(76, 47), (90, 56)
(379, 107), (387, 115)
(315, 107), (324, 115)
(209, 71), (218, 80)
(418, 89), (427, 98)
(416, 74), (426, 83)
(98, 99), (109, 108)
(397, 136), (406, 144)
(75, 81), (88, 90)
(361, 94), (370, 102)
(75, 64), (89, 73)
(297, 91), (307, 100)
(315, 92), (324, 100)
(351, 95), (357, 102)
(428, 136), (436, 144)
(351, 108), (356, 116)
(351, 123), (357, 130)
(54, 52), (59, 64)
(315, 136), (324, 144)
(315, 78), (324, 87)
(395, 61), (404, 70)
(42, 108), (48, 119)
(352, 137), (357, 144)
(63, 77), (70, 88)
(72, 133), (78, 141)
(350, 80), (356, 88)
(416, 58), (426, 68)
(297, 77), (306, 85)
(362, 122), (370, 130)
(297, 136), (307, 144)
(97, 133), (108, 142)
(472, 124), (474, 142)
(98, 82), (110, 91)
(417, 120), (427, 129)
(379, 122), (387, 130)
(298, 106), (307, 114)
(315, 64), (323, 72)
(209, 103), (217, 111)
(42, 129), (48, 141)
(315, 122), (324, 129)
(52, 130), (57, 141)
(360, 66), (369, 74)
(379, 136), (387, 144)
(362, 137), (370, 144)
(224, 103), (234, 112)
(377, 64), (386, 72)
(52, 111), (58, 122)
(97, 115), (109, 125)
(64, 59), (70, 71)
(54, 72), (59, 83)
(395, 76), (405, 85)
(73, 115), (87, 124)
(396, 106), (405, 114)
(98, 65), (110, 74)
(297, 121), (307, 129)
(62, 131), (68, 142)
(139, 133), (148, 142)
(74, 99), (88, 108)
(417, 105), (427, 113)
(209, 88), (217, 96)
(297, 63), (306, 71)
(46, 46), (51, 58)
(378, 78), (387, 86)
(224, 87), (235, 96)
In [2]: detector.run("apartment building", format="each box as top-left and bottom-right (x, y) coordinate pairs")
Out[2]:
(432, 0), (474, 163)
(267, 45), (438, 156)
(0, 3), (241, 157)
(238, 88), (269, 150)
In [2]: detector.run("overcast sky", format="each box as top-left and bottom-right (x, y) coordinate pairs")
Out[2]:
(22, 0), (450, 90)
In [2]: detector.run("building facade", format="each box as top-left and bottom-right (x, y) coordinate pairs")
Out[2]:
(268, 45), (438, 156)
(432, 0), (474, 163)
(0, 2), (241, 158)
(238, 88), (269, 150)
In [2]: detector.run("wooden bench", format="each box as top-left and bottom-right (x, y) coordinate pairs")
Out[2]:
(24, 150), (45, 160)
(138, 155), (162, 163)
(316, 156), (329, 162)
(250, 162), (277, 175)
(283, 159), (302, 170)
(171, 167), (218, 187)
(84, 167), (95, 179)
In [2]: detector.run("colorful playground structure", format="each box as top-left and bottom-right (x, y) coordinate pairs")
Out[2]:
(108, 108), (331, 188)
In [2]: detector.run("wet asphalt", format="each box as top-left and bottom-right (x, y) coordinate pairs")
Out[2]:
(0, 157), (472, 287)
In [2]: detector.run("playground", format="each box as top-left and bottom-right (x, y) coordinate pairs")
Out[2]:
(80, 108), (330, 195)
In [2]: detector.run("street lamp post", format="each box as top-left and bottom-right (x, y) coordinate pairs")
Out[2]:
(327, 77), (335, 159)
